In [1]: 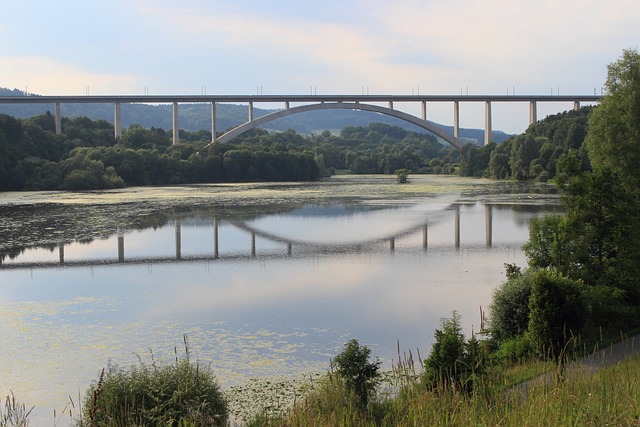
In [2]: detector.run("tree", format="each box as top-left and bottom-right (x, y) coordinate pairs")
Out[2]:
(395, 168), (409, 183)
(423, 311), (483, 392)
(331, 339), (381, 407)
(585, 48), (640, 186)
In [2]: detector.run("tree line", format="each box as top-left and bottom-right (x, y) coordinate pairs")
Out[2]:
(0, 112), (461, 191)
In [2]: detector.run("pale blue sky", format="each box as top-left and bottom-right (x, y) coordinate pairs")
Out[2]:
(1, 0), (638, 132)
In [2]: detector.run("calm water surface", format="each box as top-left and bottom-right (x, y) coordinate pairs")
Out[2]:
(0, 175), (559, 423)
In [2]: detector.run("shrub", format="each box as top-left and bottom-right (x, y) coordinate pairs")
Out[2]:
(528, 269), (589, 358)
(491, 334), (535, 365)
(489, 266), (533, 343)
(79, 345), (227, 426)
(331, 339), (381, 408)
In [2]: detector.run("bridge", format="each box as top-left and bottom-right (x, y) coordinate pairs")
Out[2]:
(0, 204), (493, 270)
(0, 94), (601, 148)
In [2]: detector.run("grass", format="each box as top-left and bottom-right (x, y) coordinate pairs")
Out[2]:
(244, 334), (640, 426)
(0, 392), (33, 427)
(75, 337), (228, 427)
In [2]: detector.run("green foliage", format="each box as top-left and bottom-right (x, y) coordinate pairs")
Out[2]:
(491, 334), (534, 365)
(79, 348), (228, 426)
(458, 106), (594, 180)
(523, 215), (567, 271)
(0, 113), (460, 190)
(423, 311), (484, 392)
(489, 267), (533, 343)
(527, 269), (589, 358)
(585, 48), (640, 186)
(331, 339), (381, 408)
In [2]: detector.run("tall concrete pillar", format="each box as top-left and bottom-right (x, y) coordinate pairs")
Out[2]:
(529, 101), (537, 125)
(58, 242), (65, 264)
(388, 101), (394, 110)
(453, 101), (460, 139)
(172, 102), (179, 145)
(287, 242), (292, 256)
(574, 100), (581, 110)
(484, 101), (492, 146)
(390, 237), (395, 252)
(211, 102), (216, 143)
(248, 102), (254, 122)
(114, 102), (122, 140)
(421, 101), (427, 121)
(55, 103), (62, 135)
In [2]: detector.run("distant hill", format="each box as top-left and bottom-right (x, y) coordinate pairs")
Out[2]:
(0, 87), (511, 145)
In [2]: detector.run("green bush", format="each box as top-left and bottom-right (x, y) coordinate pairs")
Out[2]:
(79, 349), (227, 426)
(491, 334), (535, 365)
(528, 269), (589, 358)
(489, 266), (533, 343)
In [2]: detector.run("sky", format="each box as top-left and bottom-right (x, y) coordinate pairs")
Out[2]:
(1, 0), (639, 133)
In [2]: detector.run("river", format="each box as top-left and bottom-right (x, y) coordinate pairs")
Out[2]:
(0, 175), (560, 424)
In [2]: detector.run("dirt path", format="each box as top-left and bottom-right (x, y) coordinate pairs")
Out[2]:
(513, 333), (640, 398)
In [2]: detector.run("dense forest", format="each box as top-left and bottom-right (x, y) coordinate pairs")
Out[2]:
(458, 106), (593, 181)
(0, 112), (460, 190)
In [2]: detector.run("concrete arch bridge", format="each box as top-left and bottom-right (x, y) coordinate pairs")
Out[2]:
(0, 94), (601, 149)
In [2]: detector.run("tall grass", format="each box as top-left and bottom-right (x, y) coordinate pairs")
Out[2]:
(247, 346), (640, 426)
(0, 392), (33, 427)
(76, 337), (228, 427)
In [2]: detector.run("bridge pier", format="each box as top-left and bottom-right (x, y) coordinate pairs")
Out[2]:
(211, 102), (216, 143)
(55, 103), (62, 135)
(484, 101), (492, 146)
(529, 101), (537, 125)
(453, 101), (460, 139)
(114, 102), (122, 140)
(172, 102), (179, 145)
(390, 237), (395, 252)
(421, 101), (427, 121)
(248, 102), (254, 122)
(574, 100), (581, 110)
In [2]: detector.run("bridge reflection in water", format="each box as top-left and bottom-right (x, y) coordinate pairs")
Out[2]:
(1, 204), (498, 270)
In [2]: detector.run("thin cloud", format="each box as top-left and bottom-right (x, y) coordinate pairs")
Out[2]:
(0, 56), (139, 95)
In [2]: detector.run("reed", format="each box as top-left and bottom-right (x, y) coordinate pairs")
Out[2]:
(0, 392), (33, 427)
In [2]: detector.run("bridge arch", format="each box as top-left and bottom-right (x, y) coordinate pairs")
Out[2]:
(206, 102), (464, 150)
